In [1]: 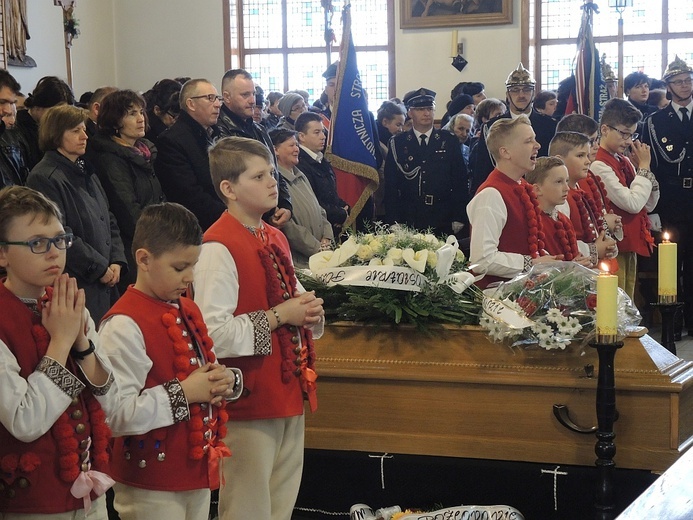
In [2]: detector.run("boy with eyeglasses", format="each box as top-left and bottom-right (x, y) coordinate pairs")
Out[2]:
(591, 98), (659, 298)
(0, 185), (118, 518)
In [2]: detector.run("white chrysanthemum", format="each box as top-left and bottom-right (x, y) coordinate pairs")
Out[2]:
(368, 257), (383, 266)
(546, 308), (563, 322)
(561, 317), (582, 336)
(533, 322), (553, 341)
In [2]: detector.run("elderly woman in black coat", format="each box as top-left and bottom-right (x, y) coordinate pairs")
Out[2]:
(27, 104), (127, 322)
(87, 89), (164, 290)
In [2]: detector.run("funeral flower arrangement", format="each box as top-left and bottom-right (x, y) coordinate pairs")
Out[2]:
(479, 262), (640, 350)
(298, 224), (482, 329)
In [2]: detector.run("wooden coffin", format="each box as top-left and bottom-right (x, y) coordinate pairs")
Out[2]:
(304, 323), (693, 472)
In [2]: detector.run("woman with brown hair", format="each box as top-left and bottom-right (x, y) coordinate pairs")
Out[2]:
(26, 104), (127, 322)
(88, 89), (164, 290)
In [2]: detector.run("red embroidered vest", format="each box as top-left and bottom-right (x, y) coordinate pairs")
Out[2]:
(101, 288), (228, 491)
(203, 212), (317, 420)
(474, 169), (546, 288)
(0, 283), (109, 514)
(593, 149), (654, 256)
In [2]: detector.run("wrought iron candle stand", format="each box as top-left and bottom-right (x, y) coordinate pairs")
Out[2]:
(651, 301), (684, 355)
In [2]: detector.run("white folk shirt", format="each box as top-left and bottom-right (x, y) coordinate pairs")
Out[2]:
(467, 187), (526, 279)
(193, 242), (323, 360)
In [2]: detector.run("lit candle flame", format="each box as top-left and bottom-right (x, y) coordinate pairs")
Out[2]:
(663, 232), (670, 242)
(599, 262), (610, 274)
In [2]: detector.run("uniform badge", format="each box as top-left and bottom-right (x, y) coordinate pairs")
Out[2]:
(662, 137), (668, 143)
(666, 145), (674, 151)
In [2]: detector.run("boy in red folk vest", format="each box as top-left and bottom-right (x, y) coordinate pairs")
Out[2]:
(549, 132), (618, 268)
(0, 186), (118, 518)
(194, 137), (324, 520)
(98, 203), (241, 520)
(590, 98), (660, 298)
(467, 116), (560, 289)
(525, 156), (591, 265)
(556, 114), (623, 241)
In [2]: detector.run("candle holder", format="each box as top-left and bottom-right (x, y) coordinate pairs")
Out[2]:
(651, 301), (684, 355)
(589, 339), (624, 520)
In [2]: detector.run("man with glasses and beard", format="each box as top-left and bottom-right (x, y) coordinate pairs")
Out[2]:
(642, 56), (693, 333)
(469, 63), (557, 194)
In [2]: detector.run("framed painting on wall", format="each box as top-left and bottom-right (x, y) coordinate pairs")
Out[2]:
(401, 0), (513, 29)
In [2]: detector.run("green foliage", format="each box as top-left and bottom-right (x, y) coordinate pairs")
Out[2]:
(299, 271), (482, 331)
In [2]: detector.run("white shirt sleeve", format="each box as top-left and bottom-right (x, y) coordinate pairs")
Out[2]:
(0, 311), (116, 443)
(591, 159), (658, 214)
(98, 315), (178, 437)
(467, 187), (526, 278)
(0, 341), (74, 442)
(194, 242), (260, 358)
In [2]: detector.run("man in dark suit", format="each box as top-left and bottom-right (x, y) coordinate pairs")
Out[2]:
(384, 88), (468, 237)
(641, 55), (693, 329)
(469, 63), (557, 194)
(154, 78), (224, 230)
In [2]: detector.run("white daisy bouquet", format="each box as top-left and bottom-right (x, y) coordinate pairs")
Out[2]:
(298, 224), (483, 329)
(479, 262), (640, 351)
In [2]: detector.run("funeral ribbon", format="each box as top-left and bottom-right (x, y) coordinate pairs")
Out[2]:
(308, 235), (481, 293)
(435, 236), (485, 293)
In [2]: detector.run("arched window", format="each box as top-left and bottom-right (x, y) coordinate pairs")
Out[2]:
(224, 0), (393, 111)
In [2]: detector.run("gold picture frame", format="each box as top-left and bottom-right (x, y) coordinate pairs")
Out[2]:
(401, 0), (513, 29)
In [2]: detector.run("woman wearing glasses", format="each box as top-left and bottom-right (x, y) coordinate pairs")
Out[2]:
(87, 90), (164, 292)
(26, 104), (127, 322)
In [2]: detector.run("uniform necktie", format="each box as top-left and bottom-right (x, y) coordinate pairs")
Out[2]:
(419, 134), (427, 148)
(681, 107), (690, 126)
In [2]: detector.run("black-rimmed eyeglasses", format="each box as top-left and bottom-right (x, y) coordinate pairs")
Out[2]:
(606, 125), (638, 141)
(190, 94), (223, 103)
(0, 233), (74, 254)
